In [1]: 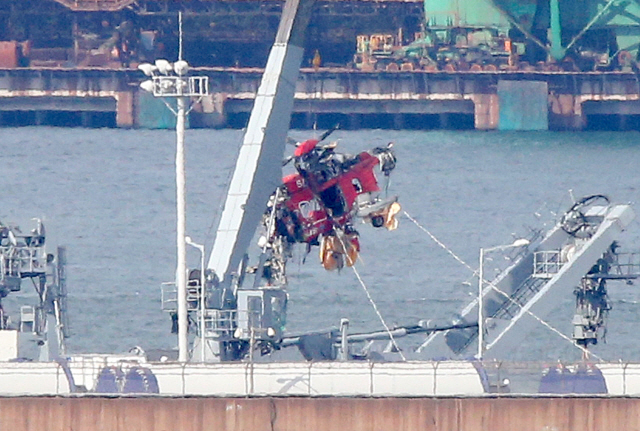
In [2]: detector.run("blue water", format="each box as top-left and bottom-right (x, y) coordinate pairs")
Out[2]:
(0, 127), (639, 362)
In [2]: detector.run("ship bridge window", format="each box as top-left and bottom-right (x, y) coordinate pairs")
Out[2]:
(270, 295), (287, 331)
(248, 296), (263, 329)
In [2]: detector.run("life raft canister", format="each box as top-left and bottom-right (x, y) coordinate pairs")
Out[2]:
(319, 233), (360, 271)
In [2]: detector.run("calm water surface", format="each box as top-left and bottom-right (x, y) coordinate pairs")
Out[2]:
(0, 127), (638, 362)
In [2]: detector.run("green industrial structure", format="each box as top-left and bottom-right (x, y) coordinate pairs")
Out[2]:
(1, 0), (640, 69)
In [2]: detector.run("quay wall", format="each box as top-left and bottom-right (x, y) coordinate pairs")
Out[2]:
(0, 395), (639, 431)
(2, 67), (640, 130)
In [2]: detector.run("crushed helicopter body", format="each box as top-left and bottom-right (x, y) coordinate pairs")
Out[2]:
(268, 136), (400, 271)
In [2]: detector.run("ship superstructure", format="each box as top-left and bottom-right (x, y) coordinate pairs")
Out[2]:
(1, 0), (640, 399)
(155, 0), (640, 365)
(0, 219), (68, 362)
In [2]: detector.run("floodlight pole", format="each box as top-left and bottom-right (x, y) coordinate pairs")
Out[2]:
(138, 56), (208, 363)
(176, 94), (188, 363)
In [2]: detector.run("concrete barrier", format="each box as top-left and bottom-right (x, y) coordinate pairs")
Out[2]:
(0, 395), (639, 431)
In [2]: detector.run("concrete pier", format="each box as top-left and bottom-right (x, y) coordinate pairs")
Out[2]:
(2, 67), (640, 130)
(1, 395), (640, 431)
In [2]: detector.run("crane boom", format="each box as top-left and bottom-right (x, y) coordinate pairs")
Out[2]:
(418, 198), (635, 360)
(207, 0), (315, 285)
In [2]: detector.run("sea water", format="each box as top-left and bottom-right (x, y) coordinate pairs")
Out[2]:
(0, 127), (639, 362)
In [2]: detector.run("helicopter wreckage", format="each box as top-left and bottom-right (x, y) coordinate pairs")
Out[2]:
(269, 131), (400, 272)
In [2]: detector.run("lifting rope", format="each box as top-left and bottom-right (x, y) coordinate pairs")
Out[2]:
(350, 264), (407, 361)
(335, 232), (407, 361)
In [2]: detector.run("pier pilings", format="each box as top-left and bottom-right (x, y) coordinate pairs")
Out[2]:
(1, 67), (640, 130)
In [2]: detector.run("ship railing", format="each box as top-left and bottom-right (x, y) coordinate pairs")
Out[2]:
(186, 282), (201, 311)
(610, 252), (640, 278)
(0, 245), (45, 278)
(492, 275), (547, 321)
(161, 283), (177, 312)
(17, 246), (45, 275)
(161, 282), (204, 313)
(203, 309), (237, 337)
(533, 250), (564, 279)
(0, 253), (19, 278)
(19, 305), (35, 332)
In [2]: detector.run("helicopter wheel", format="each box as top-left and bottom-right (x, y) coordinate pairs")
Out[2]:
(371, 215), (385, 228)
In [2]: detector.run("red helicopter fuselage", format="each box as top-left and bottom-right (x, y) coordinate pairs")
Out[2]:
(277, 142), (385, 245)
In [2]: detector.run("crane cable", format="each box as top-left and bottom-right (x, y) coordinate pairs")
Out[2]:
(335, 232), (407, 361)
